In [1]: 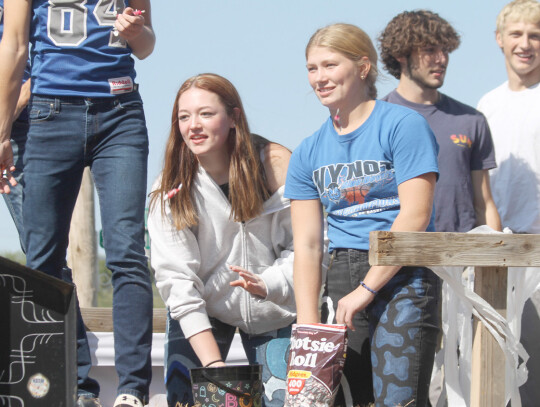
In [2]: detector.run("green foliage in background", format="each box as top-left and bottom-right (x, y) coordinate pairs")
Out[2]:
(96, 257), (164, 308)
(1, 250), (26, 265)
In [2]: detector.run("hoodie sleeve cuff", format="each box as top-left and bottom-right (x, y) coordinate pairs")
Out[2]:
(261, 265), (291, 304)
(177, 310), (213, 339)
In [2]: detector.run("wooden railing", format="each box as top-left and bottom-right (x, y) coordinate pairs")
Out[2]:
(369, 231), (540, 407)
(81, 307), (167, 333)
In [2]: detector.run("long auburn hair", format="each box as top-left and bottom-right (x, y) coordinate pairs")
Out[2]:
(149, 73), (270, 230)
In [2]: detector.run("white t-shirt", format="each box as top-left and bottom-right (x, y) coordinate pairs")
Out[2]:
(478, 82), (540, 234)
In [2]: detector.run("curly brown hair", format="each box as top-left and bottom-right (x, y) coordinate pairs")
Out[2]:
(378, 10), (461, 79)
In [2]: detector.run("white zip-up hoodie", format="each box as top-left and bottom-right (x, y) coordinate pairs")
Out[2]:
(148, 166), (296, 339)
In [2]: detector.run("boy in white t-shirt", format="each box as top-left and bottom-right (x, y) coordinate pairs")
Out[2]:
(477, 0), (540, 404)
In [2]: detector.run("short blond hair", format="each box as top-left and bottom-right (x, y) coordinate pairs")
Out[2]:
(496, 0), (540, 33)
(306, 23), (378, 99)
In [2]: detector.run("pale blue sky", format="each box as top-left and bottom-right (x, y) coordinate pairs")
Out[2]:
(1, 0), (510, 254)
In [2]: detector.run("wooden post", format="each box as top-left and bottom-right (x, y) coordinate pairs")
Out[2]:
(67, 168), (97, 307)
(470, 266), (507, 406)
(369, 231), (540, 407)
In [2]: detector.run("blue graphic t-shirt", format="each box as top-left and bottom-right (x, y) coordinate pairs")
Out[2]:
(285, 100), (439, 251)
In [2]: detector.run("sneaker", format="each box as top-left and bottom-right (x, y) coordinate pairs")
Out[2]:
(77, 395), (103, 407)
(113, 394), (144, 407)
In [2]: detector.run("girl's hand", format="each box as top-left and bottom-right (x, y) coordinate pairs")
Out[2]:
(229, 266), (267, 298)
(336, 286), (375, 331)
(0, 140), (16, 194)
(114, 7), (145, 41)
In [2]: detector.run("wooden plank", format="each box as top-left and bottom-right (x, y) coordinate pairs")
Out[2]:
(68, 168), (97, 307)
(369, 231), (540, 267)
(470, 267), (507, 407)
(81, 307), (167, 333)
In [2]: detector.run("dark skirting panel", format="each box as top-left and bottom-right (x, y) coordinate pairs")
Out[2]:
(0, 256), (77, 407)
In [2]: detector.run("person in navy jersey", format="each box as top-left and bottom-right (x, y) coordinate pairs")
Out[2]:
(0, 1), (155, 407)
(285, 23), (440, 406)
(0, 0), (31, 251)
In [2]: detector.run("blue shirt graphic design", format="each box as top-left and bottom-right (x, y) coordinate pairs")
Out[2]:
(315, 159), (398, 218)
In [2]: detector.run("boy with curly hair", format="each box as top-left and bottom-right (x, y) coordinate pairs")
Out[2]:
(378, 10), (503, 405)
(379, 10), (501, 233)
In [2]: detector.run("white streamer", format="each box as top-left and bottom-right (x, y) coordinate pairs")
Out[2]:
(431, 226), (540, 407)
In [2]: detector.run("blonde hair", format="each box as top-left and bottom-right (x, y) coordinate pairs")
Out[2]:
(306, 23), (378, 99)
(149, 73), (270, 230)
(496, 0), (540, 32)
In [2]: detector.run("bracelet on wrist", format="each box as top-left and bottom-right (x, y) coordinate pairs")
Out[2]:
(360, 281), (378, 295)
(204, 359), (224, 368)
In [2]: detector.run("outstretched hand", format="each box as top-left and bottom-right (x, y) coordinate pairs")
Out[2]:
(229, 265), (267, 298)
(114, 7), (145, 41)
(0, 140), (17, 194)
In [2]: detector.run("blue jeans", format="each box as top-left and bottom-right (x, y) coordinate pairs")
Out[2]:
(165, 313), (291, 407)
(322, 249), (440, 407)
(2, 119), (28, 252)
(24, 92), (153, 402)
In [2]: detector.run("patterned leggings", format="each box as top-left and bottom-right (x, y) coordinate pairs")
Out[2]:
(321, 249), (440, 407)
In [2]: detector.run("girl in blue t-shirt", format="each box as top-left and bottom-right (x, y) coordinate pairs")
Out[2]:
(284, 23), (440, 406)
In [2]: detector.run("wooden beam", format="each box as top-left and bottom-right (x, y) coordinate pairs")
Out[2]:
(470, 266), (507, 407)
(81, 307), (167, 333)
(369, 231), (540, 267)
(68, 168), (97, 307)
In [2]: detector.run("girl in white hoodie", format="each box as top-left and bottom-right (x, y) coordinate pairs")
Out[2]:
(148, 73), (295, 407)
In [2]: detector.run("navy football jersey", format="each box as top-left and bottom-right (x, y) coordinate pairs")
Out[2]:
(30, 0), (137, 97)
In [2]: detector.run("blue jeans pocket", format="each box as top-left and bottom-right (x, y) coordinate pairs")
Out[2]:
(29, 102), (55, 122)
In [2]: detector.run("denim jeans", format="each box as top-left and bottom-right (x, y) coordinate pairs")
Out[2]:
(321, 249), (440, 407)
(2, 119), (28, 252)
(23, 92), (153, 402)
(165, 313), (291, 407)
